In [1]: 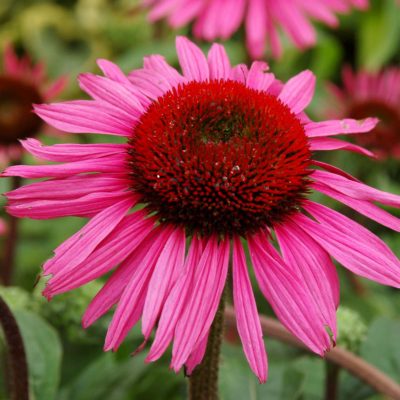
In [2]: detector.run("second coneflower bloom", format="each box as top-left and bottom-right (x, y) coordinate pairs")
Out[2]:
(328, 67), (400, 159)
(0, 45), (66, 166)
(3, 37), (400, 382)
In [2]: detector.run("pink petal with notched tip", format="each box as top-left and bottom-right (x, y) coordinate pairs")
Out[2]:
(82, 228), (162, 329)
(43, 197), (134, 276)
(171, 236), (229, 372)
(294, 202), (400, 288)
(142, 227), (186, 339)
(275, 223), (338, 337)
(44, 212), (154, 298)
(248, 233), (332, 356)
(146, 235), (205, 363)
(233, 236), (267, 383)
(104, 225), (174, 351)
(312, 181), (400, 232)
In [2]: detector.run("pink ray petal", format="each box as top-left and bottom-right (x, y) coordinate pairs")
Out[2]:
(207, 43), (231, 80)
(171, 236), (230, 371)
(104, 225), (174, 351)
(82, 228), (161, 328)
(43, 197), (134, 276)
(248, 233), (332, 356)
(176, 36), (209, 81)
(232, 236), (268, 383)
(278, 70), (315, 114)
(146, 235), (204, 362)
(142, 227), (186, 339)
(293, 202), (400, 288)
(305, 118), (379, 138)
(275, 223), (338, 337)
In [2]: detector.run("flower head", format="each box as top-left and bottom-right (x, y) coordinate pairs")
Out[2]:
(0, 44), (66, 165)
(144, 0), (368, 59)
(3, 37), (400, 383)
(328, 67), (400, 159)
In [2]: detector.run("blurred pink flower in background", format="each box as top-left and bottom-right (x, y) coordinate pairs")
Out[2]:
(4, 37), (400, 383)
(0, 44), (67, 166)
(328, 67), (400, 159)
(143, 0), (369, 58)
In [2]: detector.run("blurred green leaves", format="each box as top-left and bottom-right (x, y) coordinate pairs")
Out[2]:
(14, 310), (62, 400)
(357, 0), (400, 71)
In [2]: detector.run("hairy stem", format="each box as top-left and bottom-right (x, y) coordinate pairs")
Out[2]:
(224, 307), (400, 399)
(0, 295), (29, 400)
(325, 363), (340, 400)
(189, 296), (225, 400)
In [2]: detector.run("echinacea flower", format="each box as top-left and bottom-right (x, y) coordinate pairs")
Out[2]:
(328, 67), (400, 159)
(143, 0), (368, 59)
(4, 37), (400, 383)
(0, 44), (66, 166)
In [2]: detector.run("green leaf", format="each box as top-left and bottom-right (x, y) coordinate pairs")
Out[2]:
(357, 0), (400, 71)
(220, 343), (305, 400)
(14, 310), (62, 400)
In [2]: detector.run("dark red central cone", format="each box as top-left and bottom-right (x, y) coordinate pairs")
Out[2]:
(129, 80), (312, 236)
(0, 76), (43, 145)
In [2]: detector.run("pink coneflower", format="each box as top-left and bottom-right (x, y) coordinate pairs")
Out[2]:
(0, 44), (66, 166)
(143, 0), (368, 59)
(3, 37), (400, 383)
(328, 67), (400, 159)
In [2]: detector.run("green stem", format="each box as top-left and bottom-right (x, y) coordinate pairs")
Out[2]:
(0, 295), (29, 400)
(188, 296), (225, 400)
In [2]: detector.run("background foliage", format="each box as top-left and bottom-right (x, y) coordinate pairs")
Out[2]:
(0, 0), (400, 399)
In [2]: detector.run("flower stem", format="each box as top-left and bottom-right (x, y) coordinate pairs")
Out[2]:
(188, 296), (225, 400)
(325, 363), (340, 400)
(0, 295), (29, 400)
(1, 175), (22, 286)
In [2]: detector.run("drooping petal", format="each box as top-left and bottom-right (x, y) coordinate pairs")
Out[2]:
(293, 202), (400, 288)
(232, 236), (267, 383)
(171, 236), (230, 371)
(146, 236), (204, 362)
(185, 331), (209, 375)
(44, 211), (154, 298)
(275, 223), (338, 336)
(312, 181), (400, 232)
(104, 225), (174, 351)
(43, 197), (134, 276)
(82, 228), (161, 328)
(142, 227), (186, 339)
(312, 170), (400, 207)
(248, 233), (332, 355)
